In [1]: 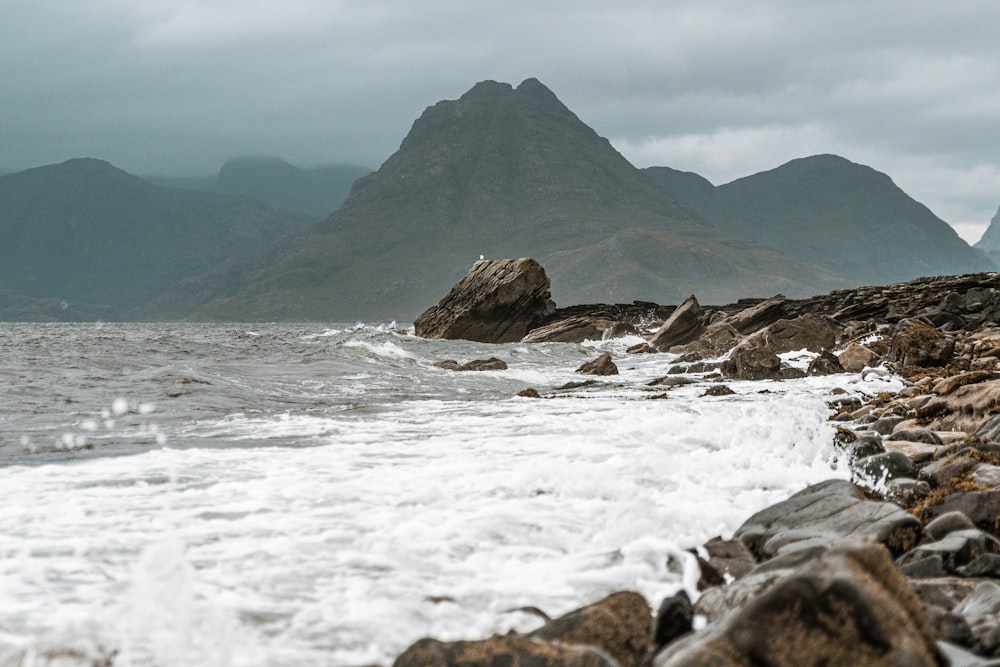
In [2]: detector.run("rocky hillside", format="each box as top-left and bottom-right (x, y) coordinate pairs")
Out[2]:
(194, 80), (855, 321)
(0, 158), (312, 320)
(975, 203), (1000, 265)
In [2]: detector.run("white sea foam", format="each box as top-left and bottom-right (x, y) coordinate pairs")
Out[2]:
(0, 324), (904, 666)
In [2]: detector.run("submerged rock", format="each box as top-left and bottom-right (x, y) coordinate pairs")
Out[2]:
(575, 353), (619, 376)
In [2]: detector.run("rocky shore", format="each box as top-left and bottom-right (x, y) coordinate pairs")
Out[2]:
(403, 259), (1000, 666)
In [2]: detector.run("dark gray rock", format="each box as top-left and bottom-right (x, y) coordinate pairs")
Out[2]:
(855, 451), (918, 485)
(759, 314), (840, 354)
(733, 479), (922, 559)
(392, 635), (618, 667)
(651, 591), (693, 651)
(522, 316), (616, 343)
(414, 258), (555, 343)
(926, 512), (979, 541)
(898, 529), (1000, 574)
(723, 294), (787, 335)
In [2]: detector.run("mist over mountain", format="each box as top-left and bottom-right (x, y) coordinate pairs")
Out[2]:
(145, 158), (370, 218)
(0, 158), (311, 320)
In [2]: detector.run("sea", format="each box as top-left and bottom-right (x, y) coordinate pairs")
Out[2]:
(0, 322), (903, 666)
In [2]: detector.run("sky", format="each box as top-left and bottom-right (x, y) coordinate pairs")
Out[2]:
(3, 1), (999, 243)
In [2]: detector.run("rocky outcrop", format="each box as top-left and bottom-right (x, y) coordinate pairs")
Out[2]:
(648, 295), (704, 351)
(576, 353), (619, 376)
(414, 258), (555, 343)
(434, 357), (509, 371)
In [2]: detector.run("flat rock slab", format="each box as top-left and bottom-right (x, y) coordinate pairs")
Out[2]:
(883, 439), (945, 464)
(733, 479), (922, 559)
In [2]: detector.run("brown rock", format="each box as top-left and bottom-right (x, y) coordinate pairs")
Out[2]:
(649, 295), (704, 351)
(414, 258), (555, 343)
(887, 318), (955, 367)
(673, 322), (741, 360)
(759, 314), (840, 354)
(523, 316), (617, 343)
(393, 635), (618, 667)
(838, 342), (880, 373)
(806, 350), (845, 376)
(435, 357), (509, 371)
(575, 353), (619, 376)
(529, 591), (652, 667)
(720, 337), (781, 381)
(723, 294), (787, 335)
(655, 543), (942, 667)
(917, 379), (1000, 433)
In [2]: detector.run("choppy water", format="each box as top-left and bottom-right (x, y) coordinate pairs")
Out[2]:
(0, 323), (902, 666)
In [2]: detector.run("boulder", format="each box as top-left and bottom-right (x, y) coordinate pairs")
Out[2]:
(807, 350), (845, 375)
(576, 353), (619, 376)
(733, 479), (922, 559)
(838, 342), (881, 373)
(720, 337), (781, 381)
(887, 318), (955, 367)
(523, 316), (617, 343)
(414, 258), (555, 343)
(649, 295), (704, 351)
(528, 591), (652, 667)
(392, 635), (618, 667)
(759, 314), (839, 354)
(654, 543), (942, 667)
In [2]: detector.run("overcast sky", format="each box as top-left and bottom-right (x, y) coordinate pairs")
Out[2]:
(3, 1), (999, 242)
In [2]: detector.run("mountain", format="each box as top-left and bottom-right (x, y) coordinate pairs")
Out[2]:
(0, 158), (312, 320)
(194, 79), (853, 321)
(212, 157), (370, 217)
(697, 155), (994, 285)
(974, 204), (1000, 265)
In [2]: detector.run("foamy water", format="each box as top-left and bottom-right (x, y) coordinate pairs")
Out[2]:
(0, 323), (902, 665)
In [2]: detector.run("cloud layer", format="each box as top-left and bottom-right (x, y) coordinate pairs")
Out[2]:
(3, 0), (999, 241)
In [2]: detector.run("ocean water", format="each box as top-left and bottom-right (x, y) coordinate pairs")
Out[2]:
(0, 323), (903, 666)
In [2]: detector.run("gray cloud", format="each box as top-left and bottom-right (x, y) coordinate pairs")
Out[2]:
(2, 0), (998, 241)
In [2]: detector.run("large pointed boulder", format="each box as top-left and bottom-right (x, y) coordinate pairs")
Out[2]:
(414, 258), (555, 343)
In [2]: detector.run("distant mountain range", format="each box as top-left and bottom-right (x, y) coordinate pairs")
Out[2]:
(0, 78), (996, 322)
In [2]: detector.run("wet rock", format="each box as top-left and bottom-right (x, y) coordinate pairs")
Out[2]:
(806, 350), (844, 375)
(649, 295), (704, 351)
(884, 477), (931, 506)
(517, 387), (542, 398)
(833, 429), (885, 464)
(650, 591), (693, 653)
(956, 581), (1000, 657)
(435, 357), (509, 371)
(528, 591), (652, 667)
(720, 338), (781, 381)
(392, 635), (618, 667)
(733, 479), (922, 559)
(887, 317), (955, 367)
(855, 451), (918, 485)
(897, 529), (1000, 574)
(646, 376), (695, 388)
(604, 322), (640, 339)
(723, 294), (787, 335)
(701, 384), (735, 397)
(838, 342), (881, 373)
(926, 512), (978, 541)
(870, 416), (906, 435)
(673, 322), (740, 360)
(882, 439), (941, 465)
(522, 316), (616, 343)
(414, 258), (555, 343)
(889, 427), (944, 445)
(654, 543), (942, 667)
(932, 371), (1000, 396)
(700, 536), (757, 582)
(918, 379), (1000, 433)
(920, 489), (1000, 533)
(575, 353), (619, 376)
(758, 314), (840, 354)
